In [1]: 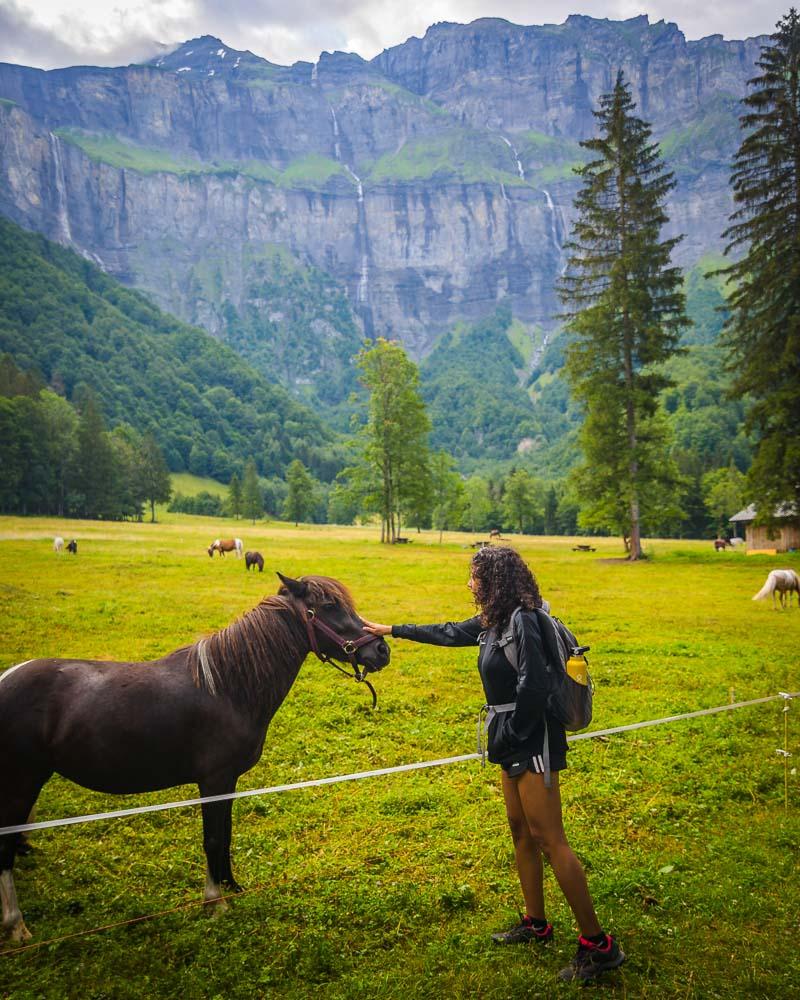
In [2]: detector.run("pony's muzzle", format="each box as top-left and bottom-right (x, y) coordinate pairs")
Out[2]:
(360, 638), (390, 673)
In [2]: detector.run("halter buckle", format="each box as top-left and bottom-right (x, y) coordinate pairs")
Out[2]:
(342, 640), (356, 655)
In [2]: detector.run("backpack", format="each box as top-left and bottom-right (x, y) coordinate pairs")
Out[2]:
(498, 607), (593, 732)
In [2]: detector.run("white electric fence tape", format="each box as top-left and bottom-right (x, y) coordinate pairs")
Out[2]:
(1, 691), (797, 838)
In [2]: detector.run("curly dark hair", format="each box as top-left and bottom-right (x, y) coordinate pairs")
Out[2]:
(470, 546), (542, 629)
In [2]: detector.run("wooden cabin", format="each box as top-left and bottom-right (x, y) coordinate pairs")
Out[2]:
(729, 504), (800, 554)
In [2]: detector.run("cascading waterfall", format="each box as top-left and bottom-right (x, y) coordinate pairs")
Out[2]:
(311, 61), (318, 85)
(49, 132), (73, 244)
(329, 105), (371, 322)
(542, 188), (567, 274)
(500, 135), (525, 180)
(329, 106), (341, 161)
(344, 165), (369, 303)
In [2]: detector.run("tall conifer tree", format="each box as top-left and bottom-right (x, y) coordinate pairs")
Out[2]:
(719, 9), (800, 517)
(559, 72), (688, 559)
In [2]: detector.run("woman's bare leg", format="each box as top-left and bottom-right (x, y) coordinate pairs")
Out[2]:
(515, 770), (601, 937)
(501, 769), (545, 919)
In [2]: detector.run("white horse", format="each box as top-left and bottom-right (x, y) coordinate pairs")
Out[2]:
(752, 569), (800, 609)
(53, 537), (64, 553)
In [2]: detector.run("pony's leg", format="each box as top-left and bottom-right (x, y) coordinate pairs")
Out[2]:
(0, 772), (51, 942)
(0, 869), (30, 944)
(199, 777), (240, 910)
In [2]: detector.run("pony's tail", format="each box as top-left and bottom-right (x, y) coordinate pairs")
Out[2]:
(752, 576), (774, 601)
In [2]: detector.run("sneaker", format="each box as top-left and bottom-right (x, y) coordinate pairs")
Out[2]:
(558, 934), (625, 982)
(491, 915), (554, 945)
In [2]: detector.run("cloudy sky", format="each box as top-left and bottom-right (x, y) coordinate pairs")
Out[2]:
(0, 0), (788, 71)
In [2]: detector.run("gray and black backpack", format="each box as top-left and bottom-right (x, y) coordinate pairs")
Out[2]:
(498, 606), (593, 784)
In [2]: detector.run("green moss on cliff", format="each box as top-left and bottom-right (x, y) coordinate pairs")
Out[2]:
(54, 129), (344, 189)
(365, 129), (523, 184)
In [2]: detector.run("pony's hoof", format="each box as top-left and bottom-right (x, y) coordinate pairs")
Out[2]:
(207, 898), (229, 918)
(222, 879), (244, 894)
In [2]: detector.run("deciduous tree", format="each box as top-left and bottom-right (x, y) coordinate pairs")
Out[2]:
(346, 339), (431, 543)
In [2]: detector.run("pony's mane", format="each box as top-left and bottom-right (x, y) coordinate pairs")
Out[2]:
(188, 576), (356, 707)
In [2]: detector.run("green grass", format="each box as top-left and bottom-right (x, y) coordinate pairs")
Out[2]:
(54, 130), (344, 190)
(170, 472), (227, 499)
(0, 516), (798, 998)
(366, 130), (525, 185)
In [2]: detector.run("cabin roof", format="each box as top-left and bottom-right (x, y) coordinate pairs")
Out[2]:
(729, 503), (798, 523)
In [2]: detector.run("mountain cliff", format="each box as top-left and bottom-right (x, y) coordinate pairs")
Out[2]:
(0, 15), (765, 402)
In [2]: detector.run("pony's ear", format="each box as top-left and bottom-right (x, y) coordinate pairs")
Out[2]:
(277, 572), (309, 599)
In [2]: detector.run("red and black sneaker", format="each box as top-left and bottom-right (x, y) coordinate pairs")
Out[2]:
(491, 914), (554, 945)
(558, 934), (625, 982)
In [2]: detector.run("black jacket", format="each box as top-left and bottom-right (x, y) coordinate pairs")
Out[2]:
(392, 610), (567, 767)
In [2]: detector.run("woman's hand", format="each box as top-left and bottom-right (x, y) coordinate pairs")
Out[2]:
(362, 619), (392, 637)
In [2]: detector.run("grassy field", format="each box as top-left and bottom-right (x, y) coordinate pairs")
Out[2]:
(0, 515), (798, 999)
(170, 472), (228, 499)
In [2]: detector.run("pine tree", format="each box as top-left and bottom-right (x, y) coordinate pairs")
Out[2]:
(138, 433), (172, 523)
(559, 71), (688, 559)
(75, 392), (117, 519)
(242, 459), (263, 523)
(430, 451), (464, 542)
(227, 473), (242, 519)
(283, 459), (317, 525)
(718, 8), (800, 517)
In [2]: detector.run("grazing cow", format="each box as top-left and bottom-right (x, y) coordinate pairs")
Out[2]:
(752, 569), (800, 609)
(245, 551), (264, 572)
(53, 537), (64, 553)
(714, 538), (732, 551)
(489, 529), (503, 540)
(66, 540), (77, 555)
(207, 538), (243, 558)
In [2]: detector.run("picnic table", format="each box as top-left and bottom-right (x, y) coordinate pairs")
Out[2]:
(572, 544), (596, 552)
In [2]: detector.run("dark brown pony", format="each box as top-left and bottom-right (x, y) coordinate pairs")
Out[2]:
(0, 574), (389, 943)
(245, 551), (264, 572)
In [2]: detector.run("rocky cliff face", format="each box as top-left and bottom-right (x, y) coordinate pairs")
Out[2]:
(0, 16), (767, 373)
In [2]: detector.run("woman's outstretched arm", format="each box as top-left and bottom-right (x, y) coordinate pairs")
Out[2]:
(363, 617), (483, 646)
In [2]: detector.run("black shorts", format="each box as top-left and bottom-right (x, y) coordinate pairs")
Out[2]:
(503, 752), (567, 778)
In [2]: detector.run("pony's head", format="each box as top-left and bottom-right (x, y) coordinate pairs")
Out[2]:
(277, 573), (390, 674)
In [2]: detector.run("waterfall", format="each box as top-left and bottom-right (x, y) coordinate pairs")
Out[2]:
(311, 61), (318, 85)
(500, 135), (525, 181)
(49, 132), (73, 244)
(344, 166), (369, 303)
(542, 188), (567, 274)
(329, 106), (341, 161)
(330, 109), (371, 318)
(500, 181), (509, 204)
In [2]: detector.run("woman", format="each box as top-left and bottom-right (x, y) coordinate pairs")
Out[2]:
(363, 545), (624, 984)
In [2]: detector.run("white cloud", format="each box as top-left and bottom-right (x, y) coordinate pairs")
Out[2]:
(0, 0), (787, 71)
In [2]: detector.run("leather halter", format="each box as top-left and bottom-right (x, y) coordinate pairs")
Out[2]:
(301, 606), (380, 709)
